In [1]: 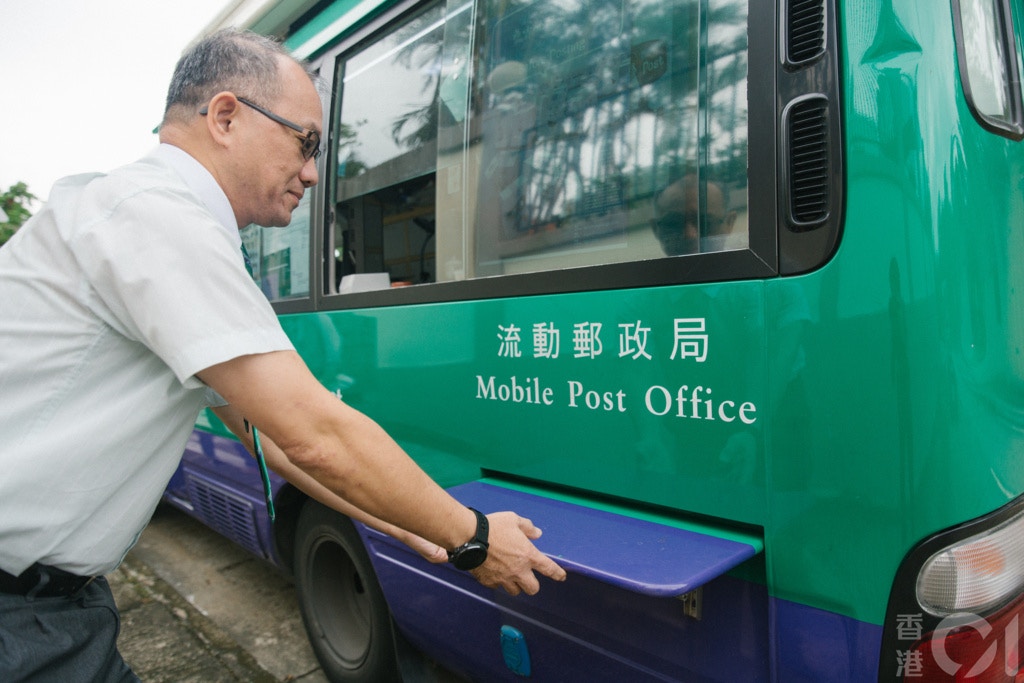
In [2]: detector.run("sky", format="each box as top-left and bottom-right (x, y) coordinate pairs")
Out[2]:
(1, 0), (232, 205)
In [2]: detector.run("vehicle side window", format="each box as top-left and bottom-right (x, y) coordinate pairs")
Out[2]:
(325, 0), (750, 296)
(452, 0), (749, 279)
(952, 0), (1024, 138)
(328, 2), (445, 292)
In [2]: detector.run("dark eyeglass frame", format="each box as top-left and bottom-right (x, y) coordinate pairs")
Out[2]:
(200, 96), (322, 161)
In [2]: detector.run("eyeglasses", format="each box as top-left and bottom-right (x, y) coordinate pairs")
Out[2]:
(200, 96), (322, 161)
(238, 97), (321, 161)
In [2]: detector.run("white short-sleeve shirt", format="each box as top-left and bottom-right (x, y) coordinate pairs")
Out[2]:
(0, 145), (294, 576)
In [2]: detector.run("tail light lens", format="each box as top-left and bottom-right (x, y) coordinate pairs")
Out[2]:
(917, 511), (1024, 616)
(904, 595), (1024, 682)
(891, 503), (1024, 681)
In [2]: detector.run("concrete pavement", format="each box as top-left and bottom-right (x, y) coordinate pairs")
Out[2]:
(109, 505), (463, 683)
(111, 556), (278, 682)
(109, 505), (328, 682)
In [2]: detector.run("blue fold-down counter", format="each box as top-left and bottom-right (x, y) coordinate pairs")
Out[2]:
(447, 479), (763, 597)
(365, 478), (771, 681)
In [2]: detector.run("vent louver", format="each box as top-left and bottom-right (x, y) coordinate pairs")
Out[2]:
(786, 96), (830, 229)
(787, 0), (826, 65)
(186, 476), (264, 556)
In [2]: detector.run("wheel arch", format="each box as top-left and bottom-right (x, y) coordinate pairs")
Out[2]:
(270, 483), (309, 574)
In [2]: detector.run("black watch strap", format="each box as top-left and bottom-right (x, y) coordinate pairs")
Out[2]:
(448, 508), (489, 570)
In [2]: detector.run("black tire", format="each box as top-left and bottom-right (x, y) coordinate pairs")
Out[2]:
(294, 501), (400, 682)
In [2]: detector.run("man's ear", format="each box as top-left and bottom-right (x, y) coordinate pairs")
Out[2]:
(204, 91), (242, 149)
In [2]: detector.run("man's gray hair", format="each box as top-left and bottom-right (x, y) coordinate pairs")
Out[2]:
(163, 28), (315, 123)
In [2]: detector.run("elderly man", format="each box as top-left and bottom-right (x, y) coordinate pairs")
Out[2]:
(0, 28), (564, 682)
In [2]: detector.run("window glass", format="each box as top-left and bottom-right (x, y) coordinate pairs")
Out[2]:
(461, 0), (749, 277)
(327, 0), (749, 293)
(330, 2), (446, 291)
(335, 5), (445, 196)
(957, 0), (1015, 121)
(241, 194), (311, 301)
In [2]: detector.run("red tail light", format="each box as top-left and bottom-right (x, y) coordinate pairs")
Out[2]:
(903, 594), (1024, 681)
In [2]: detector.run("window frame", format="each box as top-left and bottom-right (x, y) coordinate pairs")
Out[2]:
(312, 0), (779, 313)
(951, 0), (1024, 141)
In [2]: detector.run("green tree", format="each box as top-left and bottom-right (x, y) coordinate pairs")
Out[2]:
(0, 182), (37, 247)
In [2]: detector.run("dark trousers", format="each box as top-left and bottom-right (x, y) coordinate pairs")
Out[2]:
(0, 576), (138, 682)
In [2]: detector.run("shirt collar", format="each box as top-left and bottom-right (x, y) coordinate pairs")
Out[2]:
(153, 143), (240, 250)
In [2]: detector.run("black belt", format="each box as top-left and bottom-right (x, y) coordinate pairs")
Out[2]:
(0, 563), (97, 598)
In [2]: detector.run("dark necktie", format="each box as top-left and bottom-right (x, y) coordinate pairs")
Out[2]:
(241, 243), (254, 277)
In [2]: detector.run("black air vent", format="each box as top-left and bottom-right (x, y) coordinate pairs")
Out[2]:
(186, 476), (264, 556)
(786, 96), (830, 229)
(787, 0), (826, 65)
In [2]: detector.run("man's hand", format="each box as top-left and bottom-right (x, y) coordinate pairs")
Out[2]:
(470, 512), (567, 595)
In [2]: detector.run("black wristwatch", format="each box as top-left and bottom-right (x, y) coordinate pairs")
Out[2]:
(448, 507), (489, 570)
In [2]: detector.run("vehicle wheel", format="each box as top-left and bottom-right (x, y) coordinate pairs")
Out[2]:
(294, 500), (400, 682)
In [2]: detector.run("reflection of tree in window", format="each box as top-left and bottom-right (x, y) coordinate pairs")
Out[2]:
(331, 3), (446, 290)
(335, 4), (444, 188)
(336, 121), (366, 180)
(387, 36), (443, 154)
(472, 0), (748, 269)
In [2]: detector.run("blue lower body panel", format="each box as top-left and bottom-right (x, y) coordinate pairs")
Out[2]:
(770, 599), (882, 682)
(361, 526), (771, 682)
(365, 528), (884, 681)
(358, 478), (884, 681)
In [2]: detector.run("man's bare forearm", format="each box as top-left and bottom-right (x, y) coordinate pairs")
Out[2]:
(212, 404), (448, 563)
(198, 351), (566, 595)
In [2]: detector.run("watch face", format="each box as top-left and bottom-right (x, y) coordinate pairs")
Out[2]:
(452, 543), (488, 570)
